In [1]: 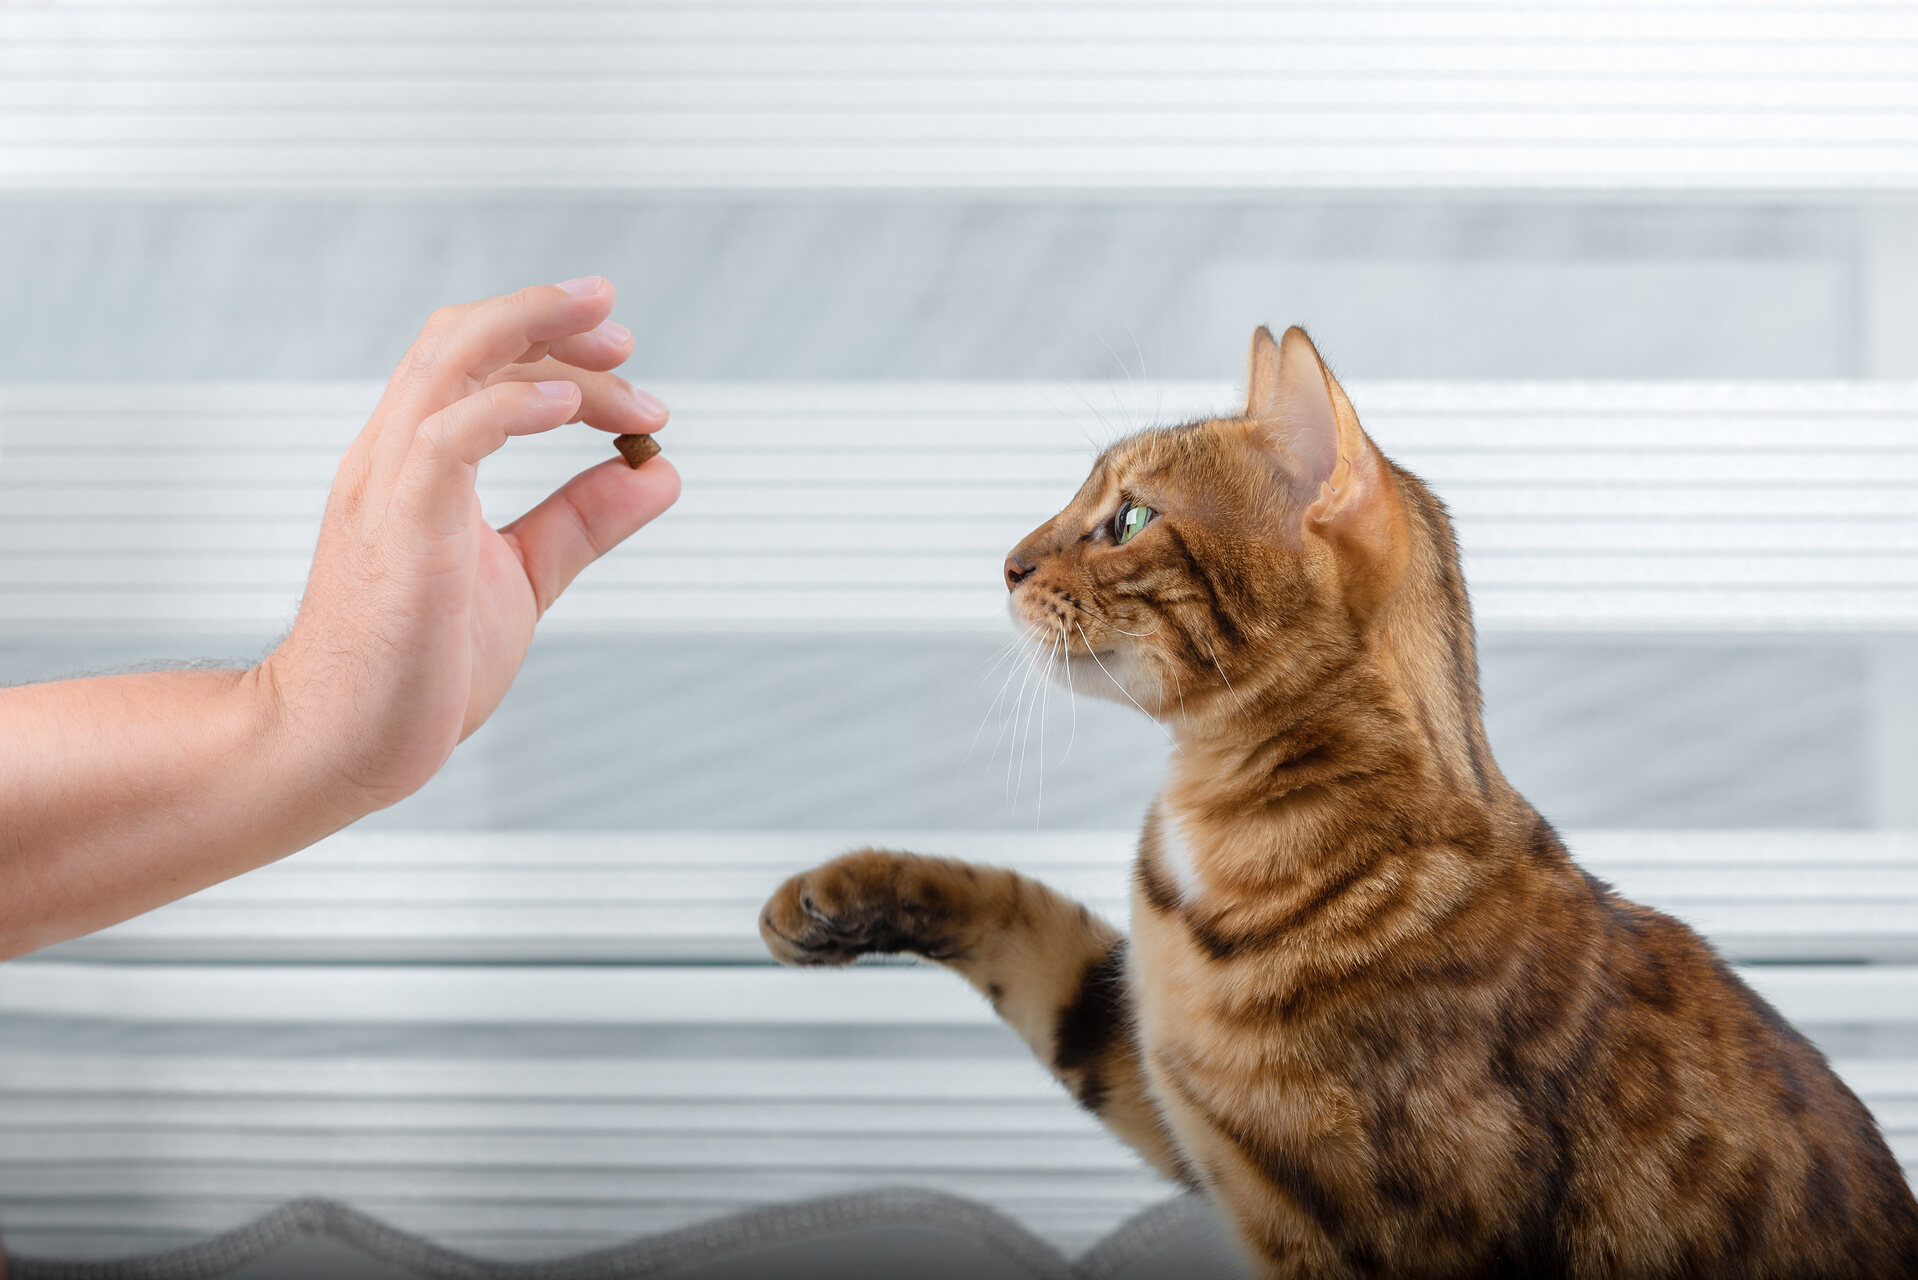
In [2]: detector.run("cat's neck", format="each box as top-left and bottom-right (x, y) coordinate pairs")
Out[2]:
(1161, 665), (1428, 822)
(1154, 664), (1519, 905)
(1159, 586), (1513, 836)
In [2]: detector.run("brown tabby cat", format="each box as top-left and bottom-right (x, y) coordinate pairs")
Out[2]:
(760, 327), (1918, 1278)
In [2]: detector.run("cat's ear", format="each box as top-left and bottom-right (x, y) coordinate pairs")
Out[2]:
(1246, 325), (1341, 496)
(1246, 326), (1408, 614)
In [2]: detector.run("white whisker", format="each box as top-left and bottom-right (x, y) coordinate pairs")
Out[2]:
(1038, 385), (1105, 460)
(1067, 597), (1159, 639)
(1116, 312), (1167, 439)
(1119, 313), (1148, 387)
(1030, 624), (1059, 826)
(1076, 620), (1178, 750)
(996, 646), (1026, 797)
(1005, 628), (1046, 801)
(1063, 380), (1127, 454)
(1058, 615), (1078, 765)
(964, 635), (1026, 690)
(1205, 636), (1251, 722)
(1089, 320), (1143, 445)
(967, 623), (1040, 766)
(1093, 326), (1140, 436)
(1014, 639), (1039, 805)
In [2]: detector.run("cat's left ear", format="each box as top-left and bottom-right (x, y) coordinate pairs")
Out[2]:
(1246, 326), (1409, 615)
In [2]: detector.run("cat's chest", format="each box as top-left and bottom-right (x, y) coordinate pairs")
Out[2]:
(1126, 809), (1243, 1039)
(1128, 799), (1338, 1038)
(1153, 805), (1209, 901)
(1142, 794), (1244, 908)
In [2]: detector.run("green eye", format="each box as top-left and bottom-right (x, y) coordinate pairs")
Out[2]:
(1115, 501), (1154, 544)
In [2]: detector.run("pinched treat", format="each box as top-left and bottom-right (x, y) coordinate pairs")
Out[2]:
(614, 433), (661, 469)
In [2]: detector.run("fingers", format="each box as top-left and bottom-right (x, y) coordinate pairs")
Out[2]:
(500, 454), (681, 617)
(390, 379), (584, 539)
(364, 278), (621, 502)
(387, 287), (628, 378)
(485, 358), (668, 436)
(538, 319), (635, 373)
(445, 277), (617, 389)
(377, 278), (617, 433)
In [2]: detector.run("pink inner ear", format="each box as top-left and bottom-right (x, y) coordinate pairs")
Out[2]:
(1250, 329), (1340, 499)
(1277, 355), (1340, 492)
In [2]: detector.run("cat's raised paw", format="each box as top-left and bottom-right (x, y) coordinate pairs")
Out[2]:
(759, 849), (953, 966)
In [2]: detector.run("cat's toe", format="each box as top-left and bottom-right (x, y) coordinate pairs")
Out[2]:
(759, 850), (927, 966)
(761, 871), (878, 966)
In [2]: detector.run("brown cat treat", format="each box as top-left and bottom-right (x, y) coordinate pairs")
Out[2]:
(763, 326), (1918, 1278)
(614, 433), (660, 468)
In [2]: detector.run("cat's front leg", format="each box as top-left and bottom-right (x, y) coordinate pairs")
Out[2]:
(761, 848), (1190, 1184)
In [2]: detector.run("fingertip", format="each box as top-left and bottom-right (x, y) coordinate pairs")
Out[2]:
(645, 453), (682, 508)
(616, 450), (682, 516)
(538, 278), (616, 331)
(546, 319), (638, 374)
(631, 385), (669, 427)
(603, 451), (682, 535)
(589, 318), (637, 369)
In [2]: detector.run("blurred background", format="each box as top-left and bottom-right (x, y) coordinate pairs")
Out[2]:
(0, 1), (1913, 1271)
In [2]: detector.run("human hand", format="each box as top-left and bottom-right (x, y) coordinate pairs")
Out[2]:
(261, 278), (679, 812)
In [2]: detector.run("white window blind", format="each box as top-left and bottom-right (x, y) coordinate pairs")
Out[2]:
(2, 1), (1916, 192)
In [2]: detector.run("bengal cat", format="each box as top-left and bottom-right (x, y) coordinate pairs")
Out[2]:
(760, 327), (1918, 1278)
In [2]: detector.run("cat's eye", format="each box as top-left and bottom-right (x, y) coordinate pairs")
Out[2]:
(1114, 500), (1154, 545)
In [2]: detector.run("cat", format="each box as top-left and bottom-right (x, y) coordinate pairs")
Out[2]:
(760, 326), (1918, 1279)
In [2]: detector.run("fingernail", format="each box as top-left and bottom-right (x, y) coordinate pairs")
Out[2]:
(556, 276), (604, 296)
(631, 387), (669, 421)
(535, 380), (578, 400)
(597, 319), (633, 345)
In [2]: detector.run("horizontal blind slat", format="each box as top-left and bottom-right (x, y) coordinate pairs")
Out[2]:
(4, 380), (1914, 633)
(4, 1), (1917, 189)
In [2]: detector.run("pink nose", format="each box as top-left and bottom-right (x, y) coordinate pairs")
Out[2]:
(1004, 554), (1035, 591)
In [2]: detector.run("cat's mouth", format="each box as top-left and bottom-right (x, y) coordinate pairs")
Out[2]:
(1008, 588), (1099, 655)
(1007, 588), (1162, 714)
(1012, 587), (1148, 658)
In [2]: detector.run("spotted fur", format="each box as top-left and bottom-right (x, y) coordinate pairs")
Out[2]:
(761, 327), (1918, 1278)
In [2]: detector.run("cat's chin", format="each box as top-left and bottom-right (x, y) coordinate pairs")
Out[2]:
(1048, 645), (1168, 721)
(1006, 599), (1168, 720)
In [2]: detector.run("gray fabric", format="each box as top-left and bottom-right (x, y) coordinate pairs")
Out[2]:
(8, 1192), (1251, 1280)
(1074, 1197), (1252, 1280)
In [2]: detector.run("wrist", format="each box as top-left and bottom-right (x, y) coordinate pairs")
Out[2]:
(245, 648), (389, 831)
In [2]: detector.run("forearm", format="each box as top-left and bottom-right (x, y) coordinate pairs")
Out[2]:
(0, 280), (668, 961)
(0, 665), (368, 959)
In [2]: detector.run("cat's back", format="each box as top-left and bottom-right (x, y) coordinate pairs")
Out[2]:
(1453, 823), (1918, 1277)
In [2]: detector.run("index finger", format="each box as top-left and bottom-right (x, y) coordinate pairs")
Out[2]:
(380, 278), (617, 429)
(365, 278), (618, 495)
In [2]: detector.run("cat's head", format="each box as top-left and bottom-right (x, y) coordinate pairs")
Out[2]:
(1007, 326), (1451, 729)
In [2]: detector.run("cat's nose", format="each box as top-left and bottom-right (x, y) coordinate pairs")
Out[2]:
(1004, 553), (1036, 591)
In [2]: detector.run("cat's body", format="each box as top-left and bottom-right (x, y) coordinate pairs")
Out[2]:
(761, 328), (1918, 1278)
